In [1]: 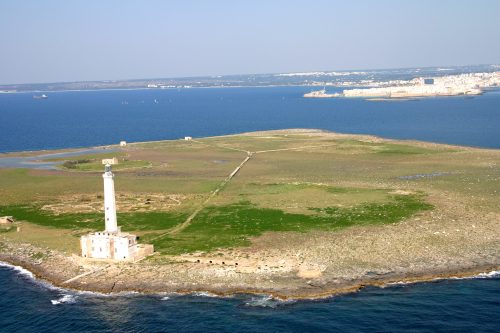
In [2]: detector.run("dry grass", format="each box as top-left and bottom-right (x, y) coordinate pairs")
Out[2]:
(1, 129), (499, 256)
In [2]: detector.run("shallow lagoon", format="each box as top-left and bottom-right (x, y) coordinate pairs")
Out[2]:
(0, 148), (118, 169)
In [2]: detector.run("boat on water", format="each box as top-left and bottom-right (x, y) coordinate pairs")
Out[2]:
(33, 94), (48, 99)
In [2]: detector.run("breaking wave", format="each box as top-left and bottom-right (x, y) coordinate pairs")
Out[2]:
(51, 294), (77, 305)
(0, 261), (34, 279)
(191, 291), (223, 297)
(0, 261), (63, 292)
(386, 270), (500, 287)
(472, 270), (500, 279)
(244, 295), (296, 308)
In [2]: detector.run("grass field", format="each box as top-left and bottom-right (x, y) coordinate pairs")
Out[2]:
(61, 159), (151, 171)
(0, 190), (431, 254)
(146, 193), (431, 254)
(1, 130), (499, 256)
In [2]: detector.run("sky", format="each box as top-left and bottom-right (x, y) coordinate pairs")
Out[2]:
(1, 0), (499, 84)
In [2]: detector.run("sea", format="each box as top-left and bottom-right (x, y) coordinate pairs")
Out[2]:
(0, 86), (499, 332)
(0, 263), (499, 333)
(1, 86), (500, 153)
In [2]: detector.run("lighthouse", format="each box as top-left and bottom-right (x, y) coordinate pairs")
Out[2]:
(103, 164), (118, 233)
(80, 164), (154, 261)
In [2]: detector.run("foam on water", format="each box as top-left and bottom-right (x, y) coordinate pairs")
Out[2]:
(0, 261), (34, 279)
(0, 261), (66, 292)
(472, 270), (500, 279)
(51, 294), (77, 305)
(191, 291), (233, 298)
(244, 295), (296, 308)
(385, 270), (500, 287)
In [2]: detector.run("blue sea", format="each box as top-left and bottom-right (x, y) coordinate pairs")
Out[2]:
(1, 264), (499, 333)
(1, 87), (500, 153)
(1, 87), (499, 332)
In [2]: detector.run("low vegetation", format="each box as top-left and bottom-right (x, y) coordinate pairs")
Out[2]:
(0, 205), (187, 232)
(148, 193), (431, 254)
(61, 159), (151, 171)
(62, 159), (91, 169)
(2, 130), (499, 258)
(0, 190), (431, 255)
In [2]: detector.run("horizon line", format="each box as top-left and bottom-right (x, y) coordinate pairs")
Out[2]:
(1, 63), (498, 87)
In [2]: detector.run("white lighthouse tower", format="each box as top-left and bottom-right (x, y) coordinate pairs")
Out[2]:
(80, 164), (153, 261)
(103, 164), (118, 233)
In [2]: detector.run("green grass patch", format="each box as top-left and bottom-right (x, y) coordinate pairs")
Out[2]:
(0, 205), (187, 232)
(239, 182), (310, 195)
(1, 192), (432, 256)
(240, 183), (373, 195)
(44, 151), (126, 162)
(335, 139), (442, 155)
(61, 159), (151, 171)
(375, 143), (438, 155)
(152, 193), (432, 254)
(62, 159), (92, 169)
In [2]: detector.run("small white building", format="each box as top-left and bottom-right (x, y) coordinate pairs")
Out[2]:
(0, 216), (14, 224)
(120, 141), (127, 147)
(80, 164), (153, 261)
(101, 157), (118, 165)
(184, 136), (192, 141)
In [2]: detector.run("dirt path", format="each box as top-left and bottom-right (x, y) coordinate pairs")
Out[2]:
(153, 151), (252, 238)
(154, 141), (339, 238)
(62, 264), (110, 284)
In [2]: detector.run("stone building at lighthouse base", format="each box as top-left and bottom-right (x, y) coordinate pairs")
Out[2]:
(80, 228), (154, 261)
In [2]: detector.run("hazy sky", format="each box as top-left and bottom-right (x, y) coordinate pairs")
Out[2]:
(1, 0), (499, 84)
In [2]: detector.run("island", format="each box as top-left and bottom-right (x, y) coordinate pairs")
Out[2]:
(0, 129), (498, 299)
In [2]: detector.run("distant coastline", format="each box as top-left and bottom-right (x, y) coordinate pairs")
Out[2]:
(1, 64), (498, 93)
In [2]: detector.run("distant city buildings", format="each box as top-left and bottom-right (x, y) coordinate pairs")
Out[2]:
(305, 71), (500, 99)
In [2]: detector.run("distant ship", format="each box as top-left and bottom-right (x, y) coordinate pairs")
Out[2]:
(33, 94), (48, 99)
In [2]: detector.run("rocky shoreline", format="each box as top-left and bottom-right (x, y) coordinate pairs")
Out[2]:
(0, 252), (498, 300)
(2, 193), (498, 300)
